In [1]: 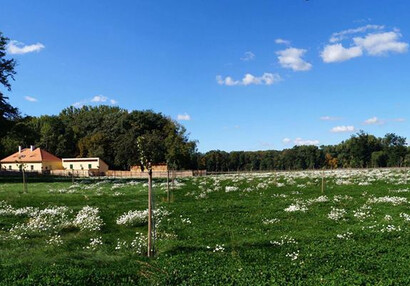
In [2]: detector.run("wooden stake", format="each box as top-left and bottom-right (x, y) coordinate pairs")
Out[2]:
(167, 169), (170, 203)
(172, 169), (175, 188)
(147, 168), (153, 257)
(22, 169), (27, 193)
(274, 170), (277, 185)
(321, 170), (325, 193)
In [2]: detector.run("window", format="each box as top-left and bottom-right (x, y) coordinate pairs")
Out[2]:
(88, 164), (92, 169)
(70, 164), (73, 169)
(9, 166), (11, 170)
(31, 165), (34, 171)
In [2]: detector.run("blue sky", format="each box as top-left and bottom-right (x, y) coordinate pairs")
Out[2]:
(1, 0), (409, 152)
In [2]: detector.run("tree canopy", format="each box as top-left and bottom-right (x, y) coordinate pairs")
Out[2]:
(1, 105), (198, 170)
(0, 31), (19, 138)
(199, 131), (409, 172)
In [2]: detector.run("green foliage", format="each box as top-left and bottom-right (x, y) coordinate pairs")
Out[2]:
(201, 132), (409, 171)
(1, 106), (197, 170)
(371, 151), (388, 168)
(0, 31), (19, 156)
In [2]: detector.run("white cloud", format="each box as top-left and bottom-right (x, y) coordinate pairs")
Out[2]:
(240, 51), (255, 61)
(364, 116), (384, 125)
(330, 125), (355, 133)
(7, 40), (45, 54)
(322, 27), (408, 63)
(275, 38), (291, 45)
(177, 113), (191, 121)
(329, 25), (384, 43)
(216, 73), (281, 86)
(282, 138), (291, 144)
(24, 96), (37, 102)
(72, 100), (86, 108)
(321, 44), (363, 63)
(91, 95), (108, 102)
(276, 48), (312, 71)
(320, 116), (341, 121)
(216, 75), (238, 86)
(294, 138), (320, 146)
(72, 95), (118, 107)
(353, 31), (408, 56)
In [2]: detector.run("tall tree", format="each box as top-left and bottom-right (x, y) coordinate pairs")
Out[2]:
(0, 32), (19, 139)
(382, 133), (407, 167)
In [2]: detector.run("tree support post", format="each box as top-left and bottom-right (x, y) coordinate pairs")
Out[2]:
(147, 168), (153, 257)
(167, 169), (170, 203)
(22, 169), (27, 193)
(321, 170), (325, 193)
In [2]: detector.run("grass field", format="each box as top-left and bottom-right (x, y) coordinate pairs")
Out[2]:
(0, 169), (409, 285)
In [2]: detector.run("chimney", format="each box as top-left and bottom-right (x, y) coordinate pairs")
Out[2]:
(30, 145), (35, 151)
(18, 146), (22, 153)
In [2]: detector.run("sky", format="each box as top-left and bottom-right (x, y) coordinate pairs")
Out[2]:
(1, 0), (410, 152)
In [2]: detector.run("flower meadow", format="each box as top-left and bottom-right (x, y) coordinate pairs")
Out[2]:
(0, 168), (409, 285)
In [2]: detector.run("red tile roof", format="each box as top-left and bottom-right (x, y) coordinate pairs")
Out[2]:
(0, 148), (61, 163)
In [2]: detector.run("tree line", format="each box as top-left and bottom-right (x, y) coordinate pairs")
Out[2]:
(199, 131), (409, 172)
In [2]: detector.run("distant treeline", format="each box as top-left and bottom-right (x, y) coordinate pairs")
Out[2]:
(198, 132), (409, 171)
(1, 105), (198, 170)
(1, 105), (409, 172)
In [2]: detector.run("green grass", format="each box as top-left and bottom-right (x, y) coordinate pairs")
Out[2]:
(0, 170), (409, 285)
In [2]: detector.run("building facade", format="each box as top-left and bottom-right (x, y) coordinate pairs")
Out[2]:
(62, 158), (109, 172)
(0, 146), (62, 172)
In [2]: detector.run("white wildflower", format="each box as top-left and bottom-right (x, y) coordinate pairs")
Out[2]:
(284, 202), (308, 212)
(285, 250), (299, 261)
(262, 218), (280, 225)
(384, 215), (393, 221)
(400, 212), (410, 221)
(213, 244), (225, 252)
(328, 207), (346, 221)
(84, 236), (103, 250)
(336, 231), (353, 240)
(380, 225), (401, 233)
(367, 196), (407, 206)
(225, 186), (239, 193)
(46, 234), (63, 246)
(116, 210), (148, 226)
(73, 206), (104, 231)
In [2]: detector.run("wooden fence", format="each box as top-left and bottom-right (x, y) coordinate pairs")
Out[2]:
(105, 170), (207, 178)
(1, 169), (206, 178)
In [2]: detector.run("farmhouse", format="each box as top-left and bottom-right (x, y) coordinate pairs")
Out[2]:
(130, 163), (168, 173)
(0, 146), (63, 172)
(62, 158), (109, 173)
